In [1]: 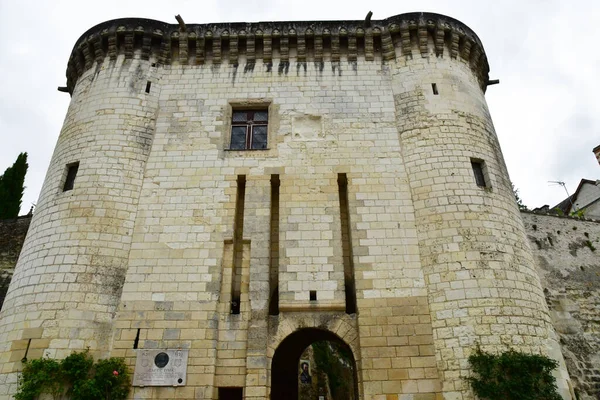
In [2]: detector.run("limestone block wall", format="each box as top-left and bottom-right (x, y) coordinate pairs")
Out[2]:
(106, 52), (441, 398)
(0, 216), (31, 310)
(522, 212), (600, 400)
(279, 173), (344, 309)
(391, 45), (571, 399)
(0, 11), (577, 400)
(0, 54), (158, 388)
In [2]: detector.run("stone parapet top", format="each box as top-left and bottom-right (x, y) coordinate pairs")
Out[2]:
(520, 209), (600, 224)
(65, 12), (490, 93)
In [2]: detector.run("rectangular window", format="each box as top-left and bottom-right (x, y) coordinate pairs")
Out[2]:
(230, 110), (268, 150)
(471, 160), (487, 187)
(63, 162), (79, 191)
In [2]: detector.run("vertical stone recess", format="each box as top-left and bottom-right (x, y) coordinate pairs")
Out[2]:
(392, 53), (570, 398)
(0, 56), (157, 372)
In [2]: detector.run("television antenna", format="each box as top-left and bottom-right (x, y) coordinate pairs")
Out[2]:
(548, 181), (577, 211)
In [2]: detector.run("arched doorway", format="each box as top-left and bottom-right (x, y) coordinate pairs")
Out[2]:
(270, 328), (358, 400)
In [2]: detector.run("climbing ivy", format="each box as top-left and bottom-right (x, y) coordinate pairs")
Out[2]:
(468, 347), (562, 400)
(16, 350), (130, 400)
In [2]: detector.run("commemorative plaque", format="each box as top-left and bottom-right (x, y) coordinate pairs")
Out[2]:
(133, 349), (189, 386)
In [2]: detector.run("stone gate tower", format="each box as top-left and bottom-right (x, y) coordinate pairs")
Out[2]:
(0, 12), (571, 400)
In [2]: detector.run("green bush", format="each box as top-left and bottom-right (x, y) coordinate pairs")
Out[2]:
(15, 357), (64, 400)
(62, 351), (93, 383)
(16, 350), (131, 400)
(73, 358), (131, 400)
(468, 347), (562, 400)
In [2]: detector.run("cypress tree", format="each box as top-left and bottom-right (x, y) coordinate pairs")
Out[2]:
(0, 152), (29, 219)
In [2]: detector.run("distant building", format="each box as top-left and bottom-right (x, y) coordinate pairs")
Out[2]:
(553, 179), (600, 219)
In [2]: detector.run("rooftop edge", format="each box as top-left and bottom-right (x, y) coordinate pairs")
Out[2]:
(65, 12), (490, 93)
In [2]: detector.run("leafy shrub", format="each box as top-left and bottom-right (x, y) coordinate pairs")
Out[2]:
(16, 350), (130, 400)
(468, 347), (562, 400)
(62, 351), (93, 383)
(15, 357), (64, 400)
(73, 357), (131, 400)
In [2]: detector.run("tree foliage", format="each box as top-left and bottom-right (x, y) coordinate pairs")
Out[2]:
(512, 183), (528, 211)
(468, 347), (562, 400)
(312, 341), (355, 400)
(0, 152), (28, 219)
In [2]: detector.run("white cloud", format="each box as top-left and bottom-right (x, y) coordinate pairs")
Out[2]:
(0, 0), (598, 213)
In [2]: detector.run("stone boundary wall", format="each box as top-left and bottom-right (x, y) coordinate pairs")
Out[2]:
(0, 216), (32, 310)
(3, 208), (600, 398)
(522, 211), (600, 400)
(3, 210), (600, 391)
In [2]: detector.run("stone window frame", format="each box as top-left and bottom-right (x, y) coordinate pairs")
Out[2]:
(223, 99), (278, 154)
(230, 110), (269, 150)
(61, 161), (80, 192)
(470, 158), (491, 189)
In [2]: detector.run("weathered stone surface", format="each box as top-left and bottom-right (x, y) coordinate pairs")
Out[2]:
(0, 216), (31, 310)
(523, 212), (600, 400)
(0, 12), (582, 400)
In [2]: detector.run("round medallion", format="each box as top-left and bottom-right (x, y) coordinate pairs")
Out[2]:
(154, 352), (169, 368)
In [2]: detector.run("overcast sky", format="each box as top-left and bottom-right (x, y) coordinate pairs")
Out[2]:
(0, 0), (598, 214)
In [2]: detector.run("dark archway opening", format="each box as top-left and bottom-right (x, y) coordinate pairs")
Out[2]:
(270, 328), (358, 400)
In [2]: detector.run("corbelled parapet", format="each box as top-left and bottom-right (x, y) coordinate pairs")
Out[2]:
(65, 12), (490, 93)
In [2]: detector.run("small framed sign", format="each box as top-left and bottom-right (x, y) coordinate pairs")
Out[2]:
(133, 349), (189, 386)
